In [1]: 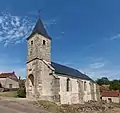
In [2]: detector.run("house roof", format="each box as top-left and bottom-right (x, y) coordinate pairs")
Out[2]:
(51, 62), (94, 81)
(101, 91), (120, 97)
(0, 72), (18, 81)
(27, 18), (51, 40)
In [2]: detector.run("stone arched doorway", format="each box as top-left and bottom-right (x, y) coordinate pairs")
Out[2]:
(28, 74), (34, 86)
(28, 74), (34, 97)
(0, 82), (2, 88)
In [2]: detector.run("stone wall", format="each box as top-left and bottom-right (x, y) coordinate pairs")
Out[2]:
(96, 84), (100, 102)
(77, 79), (84, 104)
(0, 78), (19, 89)
(51, 77), (60, 103)
(90, 82), (95, 101)
(58, 75), (80, 104)
(27, 34), (51, 63)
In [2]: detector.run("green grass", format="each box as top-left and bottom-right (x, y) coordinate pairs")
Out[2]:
(36, 100), (68, 113)
(0, 91), (17, 97)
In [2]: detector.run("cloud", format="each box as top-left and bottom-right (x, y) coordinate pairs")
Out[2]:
(80, 67), (120, 80)
(0, 12), (59, 46)
(0, 12), (34, 46)
(54, 31), (65, 40)
(90, 62), (105, 69)
(78, 57), (120, 80)
(110, 33), (120, 40)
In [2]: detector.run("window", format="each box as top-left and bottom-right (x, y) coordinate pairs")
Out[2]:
(31, 40), (33, 45)
(84, 81), (87, 91)
(108, 98), (112, 103)
(9, 84), (12, 89)
(0, 82), (2, 88)
(43, 40), (46, 45)
(66, 78), (71, 92)
(28, 74), (34, 86)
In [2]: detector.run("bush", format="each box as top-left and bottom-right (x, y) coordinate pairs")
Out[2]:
(17, 88), (26, 98)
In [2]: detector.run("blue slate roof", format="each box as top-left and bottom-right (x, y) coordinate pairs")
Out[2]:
(27, 18), (51, 40)
(51, 62), (94, 81)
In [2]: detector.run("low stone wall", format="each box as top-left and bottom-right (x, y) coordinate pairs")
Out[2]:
(62, 102), (113, 113)
(35, 100), (114, 113)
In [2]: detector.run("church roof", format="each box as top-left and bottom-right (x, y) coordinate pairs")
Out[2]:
(51, 62), (94, 81)
(27, 18), (51, 40)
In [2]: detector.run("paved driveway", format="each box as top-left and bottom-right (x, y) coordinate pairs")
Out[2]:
(0, 98), (50, 113)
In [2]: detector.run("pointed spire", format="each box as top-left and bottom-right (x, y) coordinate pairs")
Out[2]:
(27, 18), (51, 40)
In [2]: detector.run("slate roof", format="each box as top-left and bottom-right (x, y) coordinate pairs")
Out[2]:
(27, 18), (51, 40)
(51, 62), (94, 81)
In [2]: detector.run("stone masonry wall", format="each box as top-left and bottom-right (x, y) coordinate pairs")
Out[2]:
(77, 79), (84, 104)
(27, 34), (51, 63)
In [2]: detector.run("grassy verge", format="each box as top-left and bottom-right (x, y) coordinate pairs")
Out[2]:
(0, 91), (17, 97)
(35, 100), (67, 113)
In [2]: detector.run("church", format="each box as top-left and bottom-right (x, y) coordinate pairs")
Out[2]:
(26, 18), (100, 104)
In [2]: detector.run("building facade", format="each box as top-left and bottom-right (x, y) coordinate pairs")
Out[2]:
(0, 72), (19, 90)
(101, 91), (120, 104)
(26, 18), (100, 104)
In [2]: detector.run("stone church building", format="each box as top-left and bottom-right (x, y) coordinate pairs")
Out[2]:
(26, 18), (100, 104)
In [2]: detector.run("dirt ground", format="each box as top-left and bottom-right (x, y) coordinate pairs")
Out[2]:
(0, 98), (50, 113)
(106, 107), (120, 113)
(0, 98), (120, 113)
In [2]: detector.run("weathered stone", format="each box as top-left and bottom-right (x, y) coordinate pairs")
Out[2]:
(26, 20), (100, 105)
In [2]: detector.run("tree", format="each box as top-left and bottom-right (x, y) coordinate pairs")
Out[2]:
(96, 77), (110, 85)
(109, 80), (120, 91)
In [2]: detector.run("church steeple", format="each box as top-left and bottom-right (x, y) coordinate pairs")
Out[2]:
(27, 18), (51, 40)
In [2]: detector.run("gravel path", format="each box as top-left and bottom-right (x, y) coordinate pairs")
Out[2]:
(0, 98), (50, 113)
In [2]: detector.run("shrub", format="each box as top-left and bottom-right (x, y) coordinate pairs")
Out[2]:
(17, 87), (26, 98)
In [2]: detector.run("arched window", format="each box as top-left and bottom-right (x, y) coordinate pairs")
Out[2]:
(31, 40), (33, 45)
(0, 82), (2, 88)
(84, 81), (87, 91)
(66, 78), (71, 92)
(28, 74), (34, 86)
(43, 40), (46, 45)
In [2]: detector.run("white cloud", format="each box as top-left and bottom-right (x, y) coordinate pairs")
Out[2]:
(90, 62), (105, 69)
(0, 12), (58, 46)
(0, 12), (34, 46)
(80, 67), (120, 80)
(110, 33), (120, 40)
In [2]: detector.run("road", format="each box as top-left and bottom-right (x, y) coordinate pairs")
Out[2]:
(0, 98), (50, 113)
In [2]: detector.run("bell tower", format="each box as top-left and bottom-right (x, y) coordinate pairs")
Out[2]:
(26, 18), (52, 98)
(27, 18), (51, 63)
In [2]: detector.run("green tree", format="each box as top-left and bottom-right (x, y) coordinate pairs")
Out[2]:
(109, 80), (120, 91)
(96, 77), (110, 85)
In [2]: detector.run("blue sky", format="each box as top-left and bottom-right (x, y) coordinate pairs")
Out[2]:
(0, 0), (120, 80)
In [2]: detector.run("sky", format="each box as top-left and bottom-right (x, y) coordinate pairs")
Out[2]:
(0, 0), (120, 80)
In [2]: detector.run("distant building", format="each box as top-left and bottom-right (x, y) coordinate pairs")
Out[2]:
(0, 72), (19, 90)
(26, 18), (100, 104)
(101, 91), (120, 103)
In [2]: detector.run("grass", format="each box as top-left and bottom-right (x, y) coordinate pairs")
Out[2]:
(36, 100), (68, 113)
(0, 91), (17, 97)
(35, 100), (85, 113)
